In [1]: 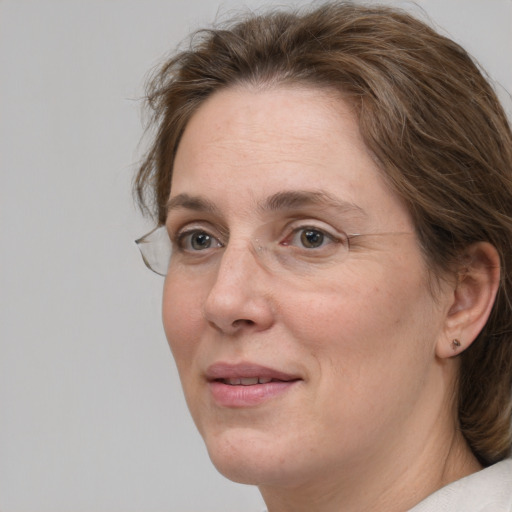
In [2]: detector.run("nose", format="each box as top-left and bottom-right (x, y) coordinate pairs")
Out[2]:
(203, 243), (274, 335)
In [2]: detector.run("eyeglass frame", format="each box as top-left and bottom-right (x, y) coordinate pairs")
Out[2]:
(135, 224), (414, 278)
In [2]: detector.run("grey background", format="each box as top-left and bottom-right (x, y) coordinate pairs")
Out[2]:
(1, 1), (511, 511)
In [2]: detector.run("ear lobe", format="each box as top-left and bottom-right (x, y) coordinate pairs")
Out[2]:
(436, 242), (500, 359)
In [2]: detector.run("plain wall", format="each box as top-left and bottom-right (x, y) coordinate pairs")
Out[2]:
(1, 1), (511, 511)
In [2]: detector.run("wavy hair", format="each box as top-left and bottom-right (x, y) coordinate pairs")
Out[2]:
(135, 2), (512, 465)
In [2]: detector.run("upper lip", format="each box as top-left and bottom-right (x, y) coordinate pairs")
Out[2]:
(205, 362), (301, 382)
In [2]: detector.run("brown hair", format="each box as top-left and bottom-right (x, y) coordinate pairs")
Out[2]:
(135, 2), (512, 465)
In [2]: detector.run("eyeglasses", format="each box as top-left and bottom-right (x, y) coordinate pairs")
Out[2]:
(135, 226), (172, 276)
(135, 225), (413, 278)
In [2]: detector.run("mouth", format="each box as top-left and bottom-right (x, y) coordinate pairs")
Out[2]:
(218, 376), (294, 386)
(205, 363), (302, 407)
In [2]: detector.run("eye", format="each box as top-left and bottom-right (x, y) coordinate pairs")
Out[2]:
(300, 229), (326, 248)
(177, 229), (223, 251)
(282, 226), (341, 249)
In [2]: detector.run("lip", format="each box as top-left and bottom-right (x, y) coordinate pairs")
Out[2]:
(205, 362), (302, 408)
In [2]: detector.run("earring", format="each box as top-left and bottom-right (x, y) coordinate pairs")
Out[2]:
(452, 339), (462, 351)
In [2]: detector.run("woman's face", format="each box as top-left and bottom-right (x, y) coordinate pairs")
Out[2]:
(163, 86), (453, 489)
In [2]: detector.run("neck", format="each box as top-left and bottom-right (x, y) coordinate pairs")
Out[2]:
(261, 432), (480, 512)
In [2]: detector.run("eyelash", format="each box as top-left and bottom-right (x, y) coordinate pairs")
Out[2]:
(172, 223), (346, 253)
(280, 225), (344, 249)
(174, 228), (224, 252)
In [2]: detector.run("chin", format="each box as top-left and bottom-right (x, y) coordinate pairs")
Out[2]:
(202, 426), (301, 486)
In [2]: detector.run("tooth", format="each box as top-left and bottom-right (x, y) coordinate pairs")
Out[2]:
(225, 378), (241, 385)
(240, 377), (259, 386)
(258, 377), (272, 384)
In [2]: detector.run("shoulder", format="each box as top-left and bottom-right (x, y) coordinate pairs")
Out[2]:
(409, 459), (512, 512)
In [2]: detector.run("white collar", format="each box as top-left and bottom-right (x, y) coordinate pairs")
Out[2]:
(409, 459), (512, 512)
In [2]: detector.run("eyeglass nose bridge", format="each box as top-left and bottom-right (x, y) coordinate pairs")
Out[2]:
(213, 237), (275, 278)
(247, 236), (284, 275)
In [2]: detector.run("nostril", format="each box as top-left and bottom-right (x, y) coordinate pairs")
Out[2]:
(232, 319), (255, 328)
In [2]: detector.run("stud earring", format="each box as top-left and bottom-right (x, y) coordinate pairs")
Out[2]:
(452, 339), (462, 350)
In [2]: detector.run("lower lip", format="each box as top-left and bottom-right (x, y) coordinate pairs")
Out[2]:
(208, 380), (299, 407)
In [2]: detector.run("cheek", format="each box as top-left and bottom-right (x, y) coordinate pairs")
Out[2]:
(274, 278), (437, 447)
(162, 275), (204, 371)
(279, 263), (437, 384)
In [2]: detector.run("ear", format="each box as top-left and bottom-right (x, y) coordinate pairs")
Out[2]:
(436, 242), (500, 359)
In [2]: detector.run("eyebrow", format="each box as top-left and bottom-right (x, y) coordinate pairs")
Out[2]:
(260, 190), (367, 218)
(166, 190), (366, 218)
(167, 194), (220, 215)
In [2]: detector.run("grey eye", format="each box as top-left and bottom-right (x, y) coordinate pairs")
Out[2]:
(300, 229), (325, 248)
(179, 230), (222, 251)
(281, 226), (339, 250)
(191, 231), (212, 250)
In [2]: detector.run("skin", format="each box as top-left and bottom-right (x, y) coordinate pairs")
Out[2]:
(162, 86), (489, 511)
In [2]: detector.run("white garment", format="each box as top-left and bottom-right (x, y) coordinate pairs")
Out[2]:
(261, 459), (512, 511)
(409, 458), (512, 512)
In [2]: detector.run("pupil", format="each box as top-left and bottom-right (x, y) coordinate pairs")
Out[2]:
(191, 232), (211, 250)
(301, 229), (323, 248)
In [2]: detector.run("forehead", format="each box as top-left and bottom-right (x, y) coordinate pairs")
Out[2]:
(171, 85), (412, 231)
(174, 85), (364, 180)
